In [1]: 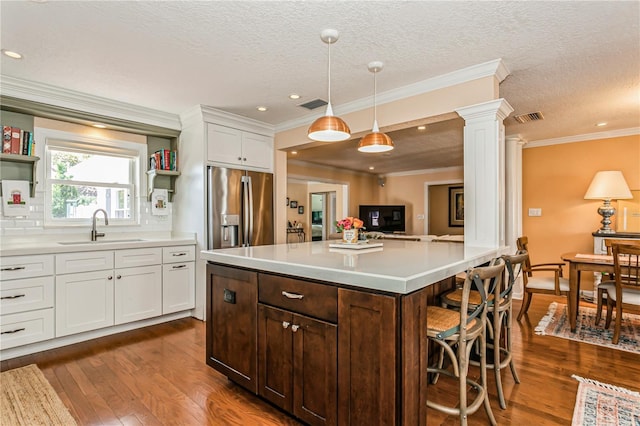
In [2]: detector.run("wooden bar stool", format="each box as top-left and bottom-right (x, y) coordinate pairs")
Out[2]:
(426, 259), (504, 425)
(440, 252), (526, 409)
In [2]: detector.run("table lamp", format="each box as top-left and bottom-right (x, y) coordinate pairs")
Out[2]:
(584, 170), (633, 234)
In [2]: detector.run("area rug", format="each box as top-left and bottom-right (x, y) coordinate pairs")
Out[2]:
(1, 364), (77, 425)
(535, 302), (640, 354)
(571, 375), (640, 426)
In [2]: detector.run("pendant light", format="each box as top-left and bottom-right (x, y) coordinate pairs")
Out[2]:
(358, 61), (394, 153)
(308, 29), (351, 142)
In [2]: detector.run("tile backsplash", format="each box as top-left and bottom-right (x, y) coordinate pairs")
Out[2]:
(0, 189), (172, 237)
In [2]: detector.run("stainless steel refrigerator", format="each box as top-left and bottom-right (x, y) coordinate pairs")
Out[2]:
(207, 166), (274, 249)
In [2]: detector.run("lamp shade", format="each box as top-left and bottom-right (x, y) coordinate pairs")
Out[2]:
(308, 105), (351, 142)
(358, 131), (394, 153)
(584, 171), (633, 200)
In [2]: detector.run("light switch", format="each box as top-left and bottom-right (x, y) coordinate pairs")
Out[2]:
(528, 208), (542, 217)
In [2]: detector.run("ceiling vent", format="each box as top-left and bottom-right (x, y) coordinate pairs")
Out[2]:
(299, 99), (328, 110)
(513, 111), (544, 123)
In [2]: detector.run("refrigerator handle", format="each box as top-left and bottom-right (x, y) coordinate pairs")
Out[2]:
(241, 175), (252, 246)
(206, 167), (214, 250)
(247, 175), (254, 245)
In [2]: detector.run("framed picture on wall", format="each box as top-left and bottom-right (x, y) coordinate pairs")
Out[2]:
(298, 206), (304, 214)
(290, 200), (298, 208)
(449, 186), (464, 227)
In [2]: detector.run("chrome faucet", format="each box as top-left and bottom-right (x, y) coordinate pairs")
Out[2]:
(91, 209), (109, 241)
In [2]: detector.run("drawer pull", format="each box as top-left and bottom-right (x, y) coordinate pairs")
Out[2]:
(1, 328), (25, 335)
(172, 265), (187, 269)
(172, 252), (187, 257)
(1, 294), (26, 300)
(282, 321), (290, 329)
(1, 266), (26, 272)
(291, 324), (300, 332)
(282, 291), (304, 300)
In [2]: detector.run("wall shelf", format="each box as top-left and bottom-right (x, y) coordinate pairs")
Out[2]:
(147, 169), (180, 201)
(0, 154), (40, 197)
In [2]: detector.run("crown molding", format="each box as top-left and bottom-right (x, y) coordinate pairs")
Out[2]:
(0, 75), (181, 130)
(385, 166), (464, 177)
(276, 58), (510, 133)
(524, 127), (640, 148)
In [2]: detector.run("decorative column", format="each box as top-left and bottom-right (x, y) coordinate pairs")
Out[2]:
(456, 99), (514, 248)
(506, 136), (527, 298)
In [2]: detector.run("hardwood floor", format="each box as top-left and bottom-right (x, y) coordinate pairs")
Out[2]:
(2, 296), (639, 425)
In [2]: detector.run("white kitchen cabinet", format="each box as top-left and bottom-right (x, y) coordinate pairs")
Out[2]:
(0, 254), (55, 349)
(115, 264), (162, 325)
(56, 269), (115, 337)
(162, 245), (195, 314)
(207, 123), (273, 171)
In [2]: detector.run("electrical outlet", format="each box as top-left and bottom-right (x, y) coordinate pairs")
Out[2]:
(416, 214), (425, 220)
(528, 208), (542, 217)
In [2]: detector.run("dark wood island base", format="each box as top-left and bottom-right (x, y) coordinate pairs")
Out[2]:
(206, 262), (455, 425)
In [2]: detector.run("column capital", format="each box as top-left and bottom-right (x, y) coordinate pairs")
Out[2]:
(455, 99), (514, 122)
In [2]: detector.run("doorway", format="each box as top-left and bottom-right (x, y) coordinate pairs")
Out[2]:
(310, 192), (336, 241)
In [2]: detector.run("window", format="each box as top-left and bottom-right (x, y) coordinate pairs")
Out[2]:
(43, 131), (144, 226)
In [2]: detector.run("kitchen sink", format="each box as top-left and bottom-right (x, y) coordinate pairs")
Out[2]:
(57, 239), (146, 245)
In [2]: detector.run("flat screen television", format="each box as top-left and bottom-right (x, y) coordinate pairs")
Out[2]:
(359, 205), (406, 234)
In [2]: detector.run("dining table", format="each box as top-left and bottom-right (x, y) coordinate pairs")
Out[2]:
(561, 252), (616, 332)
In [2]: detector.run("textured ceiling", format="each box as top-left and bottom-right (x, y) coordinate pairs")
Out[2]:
(1, 1), (639, 175)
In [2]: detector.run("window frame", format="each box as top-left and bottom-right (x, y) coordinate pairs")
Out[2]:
(41, 128), (146, 227)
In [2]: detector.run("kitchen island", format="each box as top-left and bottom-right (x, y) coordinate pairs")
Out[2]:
(201, 240), (507, 425)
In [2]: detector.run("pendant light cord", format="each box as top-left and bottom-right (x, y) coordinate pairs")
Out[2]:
(373, 70), (377, 124)
(327, 40), (332, 106)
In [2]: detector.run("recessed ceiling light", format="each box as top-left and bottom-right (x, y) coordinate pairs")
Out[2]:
(2, 49), (23, 59)
(257, 106), (267, 112)
(369, 166), (375, 170)
(596, 122), (607, 127)
(92, 123), (107, 129)
(417, 125), (426, 130)
(291, 151), (297, 155)
(289, 94), (301, 100)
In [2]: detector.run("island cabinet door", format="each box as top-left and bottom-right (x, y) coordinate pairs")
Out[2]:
(258, 304), (293, 411)
(337, 289), (397, 425)
(206, 264), (258, 394)
(292, 313), (337, 426)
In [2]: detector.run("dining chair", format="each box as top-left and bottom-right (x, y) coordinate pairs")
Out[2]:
(440, 251), (526, 409)
(595, 239), (640, 324)
(516, 236), (569, 321)
(601, 243), (640, 344)
(426, 259), (504, 426)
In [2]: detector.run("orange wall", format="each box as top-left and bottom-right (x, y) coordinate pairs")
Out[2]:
(522, 134), (640, 286)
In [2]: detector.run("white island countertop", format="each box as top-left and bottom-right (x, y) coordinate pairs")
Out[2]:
(201, 240), (509, 294)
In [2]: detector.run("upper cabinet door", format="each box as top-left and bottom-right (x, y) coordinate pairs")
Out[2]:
(241, 132), (273, 171)
(207, 124), (243, 166)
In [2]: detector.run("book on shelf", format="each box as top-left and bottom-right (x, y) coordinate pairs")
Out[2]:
(149, 149), (178, 171)
(1, 125), (36, 156)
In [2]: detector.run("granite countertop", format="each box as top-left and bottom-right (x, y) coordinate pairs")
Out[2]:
(0, 232), (197, 257)
(201, 240), (508, 294)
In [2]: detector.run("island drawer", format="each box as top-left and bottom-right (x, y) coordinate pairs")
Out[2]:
(258, 274), (337, 323)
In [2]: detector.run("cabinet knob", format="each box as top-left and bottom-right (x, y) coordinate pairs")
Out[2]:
(282, 321), (290, 329)
(116, 275), (122, 279)
(242, 157), (247, 161)
(108, 276), (113, 280)
(237, 157), (242, 161)
(291, 324), (300, 332)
